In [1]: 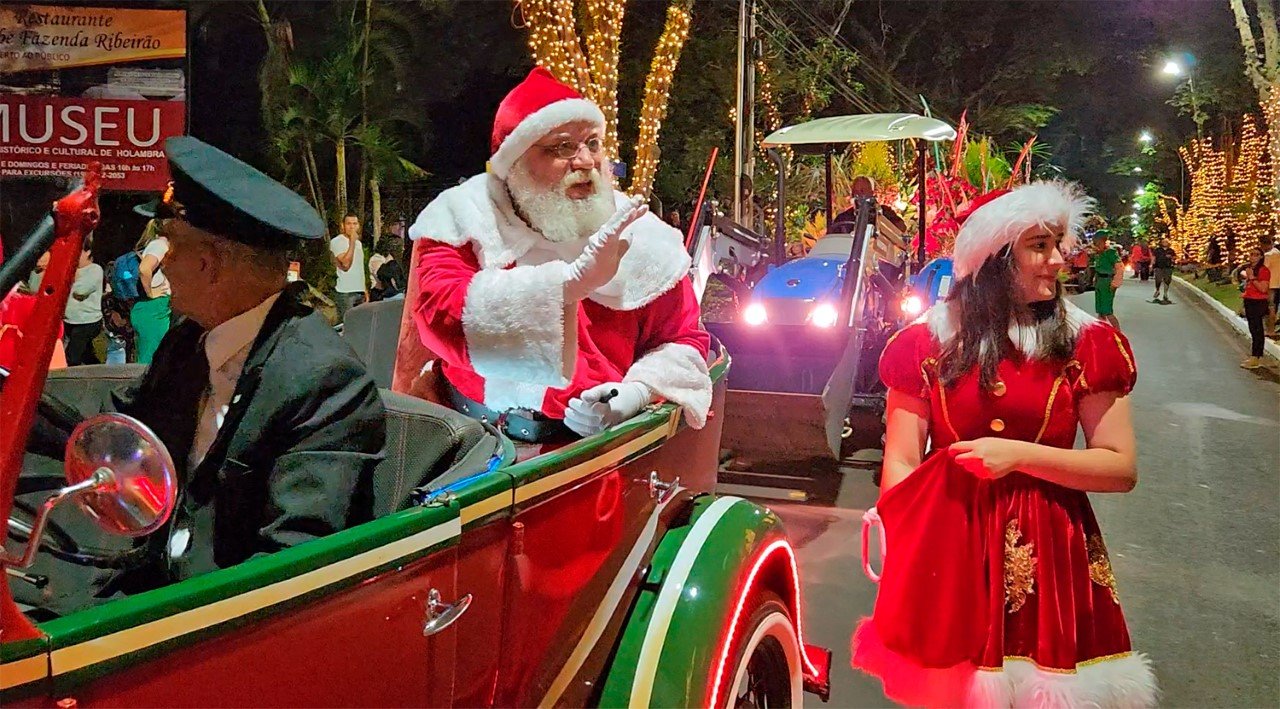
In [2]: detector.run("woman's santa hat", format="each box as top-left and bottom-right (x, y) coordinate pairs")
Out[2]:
(488, 67), (606, 180)
(951, 181), (1094, 279)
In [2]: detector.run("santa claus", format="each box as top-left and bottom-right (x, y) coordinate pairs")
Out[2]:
(407, 67), (711, 441)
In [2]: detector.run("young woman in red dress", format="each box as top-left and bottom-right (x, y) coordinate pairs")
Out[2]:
(852, 182), (1157, 708)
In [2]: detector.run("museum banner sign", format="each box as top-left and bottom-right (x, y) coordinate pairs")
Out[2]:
(0, 4), (187, 191)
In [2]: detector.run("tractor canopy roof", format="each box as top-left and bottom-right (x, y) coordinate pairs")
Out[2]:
(762, 113), (956, 153)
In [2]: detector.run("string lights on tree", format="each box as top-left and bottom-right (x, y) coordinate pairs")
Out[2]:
(516, 0), (692, 197)
(582, 0), (626, 158)
(631, 1), (692, 198)
(1172, 113), (1277, 265)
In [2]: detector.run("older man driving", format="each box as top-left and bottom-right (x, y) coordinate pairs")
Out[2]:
(409, 68), (711, 442)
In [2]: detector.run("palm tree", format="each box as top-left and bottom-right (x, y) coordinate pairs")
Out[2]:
(256, 0), (430, 238)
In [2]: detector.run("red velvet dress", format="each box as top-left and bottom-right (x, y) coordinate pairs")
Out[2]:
(852, 319), (1156, 708)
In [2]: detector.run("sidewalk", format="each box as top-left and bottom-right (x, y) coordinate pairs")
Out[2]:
(1172, 276), (1280, 361)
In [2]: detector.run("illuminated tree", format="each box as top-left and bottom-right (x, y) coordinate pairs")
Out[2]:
(1173, 114), (1277, 264)
(1228, 0), (1280, 192)
(517, 0), (692, 197)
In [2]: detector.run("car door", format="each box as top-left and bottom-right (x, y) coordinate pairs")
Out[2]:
(492, 411), (685, 707)
(33, 505), (463, 707)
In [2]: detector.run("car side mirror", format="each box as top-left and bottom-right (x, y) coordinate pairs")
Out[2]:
(3, 413), (176, 569)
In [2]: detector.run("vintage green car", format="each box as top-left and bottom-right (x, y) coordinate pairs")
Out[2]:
(1, 177), (831, 707)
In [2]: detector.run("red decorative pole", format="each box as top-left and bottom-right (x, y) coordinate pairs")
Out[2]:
(0, 165), (100, 641)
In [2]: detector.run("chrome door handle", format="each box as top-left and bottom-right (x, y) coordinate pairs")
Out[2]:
(423, 588), (472, 636)
(648, 471), (680, 503)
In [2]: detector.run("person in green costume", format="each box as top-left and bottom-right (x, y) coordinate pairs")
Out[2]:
(1090, 234), (1122, 329)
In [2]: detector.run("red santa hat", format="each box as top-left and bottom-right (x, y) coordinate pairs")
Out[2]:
(489, 67), (606, 179)
(951, 180), (1094, 279)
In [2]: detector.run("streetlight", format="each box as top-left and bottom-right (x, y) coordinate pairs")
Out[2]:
(1133, 166), (1143, 173)
(1161, 55), (1201, 137)
(1134, 187), (1145, 196)
(1139, 131), (1154, 144)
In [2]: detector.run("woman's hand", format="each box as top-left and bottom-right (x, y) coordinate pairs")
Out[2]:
(949, 438), (1027, 479)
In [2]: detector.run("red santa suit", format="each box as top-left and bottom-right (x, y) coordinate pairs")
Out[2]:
(407, 69), (711, 433)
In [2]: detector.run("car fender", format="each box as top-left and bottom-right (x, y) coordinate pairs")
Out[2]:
(598, 494), (822, 708)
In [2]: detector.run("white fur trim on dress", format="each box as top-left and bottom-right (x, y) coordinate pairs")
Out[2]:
(925, 300), (1100, 358)
(969, 653), (1157, 709)
(462, 260), (574, 387)
(953, 181), (1095, 280)
(409, 176), (690, 311)
(622, 342), (712, 428)
(483, 377), (550, 414)
(489, 98), (605, 179)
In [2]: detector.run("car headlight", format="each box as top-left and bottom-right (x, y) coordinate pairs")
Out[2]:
(744, 302), (768, 326)
(810, 303), (839, 328)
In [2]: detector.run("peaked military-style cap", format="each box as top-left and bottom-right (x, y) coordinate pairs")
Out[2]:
(162, 136), (325, 246)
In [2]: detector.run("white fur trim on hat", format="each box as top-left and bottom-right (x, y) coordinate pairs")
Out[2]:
(622, 342), (712, 428)
(489, 98), (605, 180)
(952, 181), (1095, 280)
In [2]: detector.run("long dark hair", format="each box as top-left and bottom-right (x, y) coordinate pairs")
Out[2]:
(937, 249), (1078, 390)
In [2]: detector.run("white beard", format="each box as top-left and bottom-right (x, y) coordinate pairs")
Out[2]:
(507, 158), (617, 244)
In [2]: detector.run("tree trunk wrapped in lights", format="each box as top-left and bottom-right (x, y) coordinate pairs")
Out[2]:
(1172, 115), (1277, 264)
(516, 0), (692, 196)
(583, 0), (627, 159)
(1228, 0), (1279, 194)
(631, 1), (693, 198)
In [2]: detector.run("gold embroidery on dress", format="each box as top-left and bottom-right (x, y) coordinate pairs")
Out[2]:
(1004, 519), (1036, 613)
(1087, 534), (1121, 604)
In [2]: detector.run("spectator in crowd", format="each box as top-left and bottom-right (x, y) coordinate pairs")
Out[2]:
(369, 237), (405, 302)
(1262, 234), (1280, 337)
(101, 283), (134, 365)
(1129, 239), (1150, 282)
(367, 244), (388, 294)
(1070, 242), (1093, 291)
(1150, 237), (1177, 304)
(1, 247), (67, 374)
(27, 250), (50, 292)
(1091, 235), (1122, 329)
(330, 212), (367, 323)
(665, 209), (683, 231)
(63, 235), (104, 365)
(132, 218), (173, 364)
(1237, 246), (1271, 369)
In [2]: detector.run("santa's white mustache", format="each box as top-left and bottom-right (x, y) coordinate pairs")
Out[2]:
(562, 168), (599, 192)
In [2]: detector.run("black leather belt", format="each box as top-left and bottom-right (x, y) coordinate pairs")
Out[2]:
(442, 377), (572, 443)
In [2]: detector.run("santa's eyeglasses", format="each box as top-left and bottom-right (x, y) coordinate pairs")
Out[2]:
(538, 137), (603, 160)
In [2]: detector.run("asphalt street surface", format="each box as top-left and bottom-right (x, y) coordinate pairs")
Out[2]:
(768, 281), (1280, 708)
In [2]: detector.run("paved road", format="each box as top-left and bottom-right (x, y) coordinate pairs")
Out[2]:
(770, 281), (1280, 707)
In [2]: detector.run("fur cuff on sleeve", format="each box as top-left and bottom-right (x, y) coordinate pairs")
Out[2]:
(463, 261), (575, 386)
(623, 342), (712, 428)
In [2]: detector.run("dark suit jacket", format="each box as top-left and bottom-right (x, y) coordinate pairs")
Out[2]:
(114, 283), (385, 584)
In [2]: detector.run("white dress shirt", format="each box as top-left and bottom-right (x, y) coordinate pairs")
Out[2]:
(189, 292), (281, 471)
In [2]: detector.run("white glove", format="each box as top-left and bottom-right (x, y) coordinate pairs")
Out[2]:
(563, 381), (653, 437)
(564, 197), (648, 301)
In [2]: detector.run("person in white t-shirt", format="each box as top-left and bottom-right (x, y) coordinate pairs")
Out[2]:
(1262, 234), (1280, 336)
(131, 218), (174, 364)
(63, 235), (105, 365)
(329, 212), (367, 323)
